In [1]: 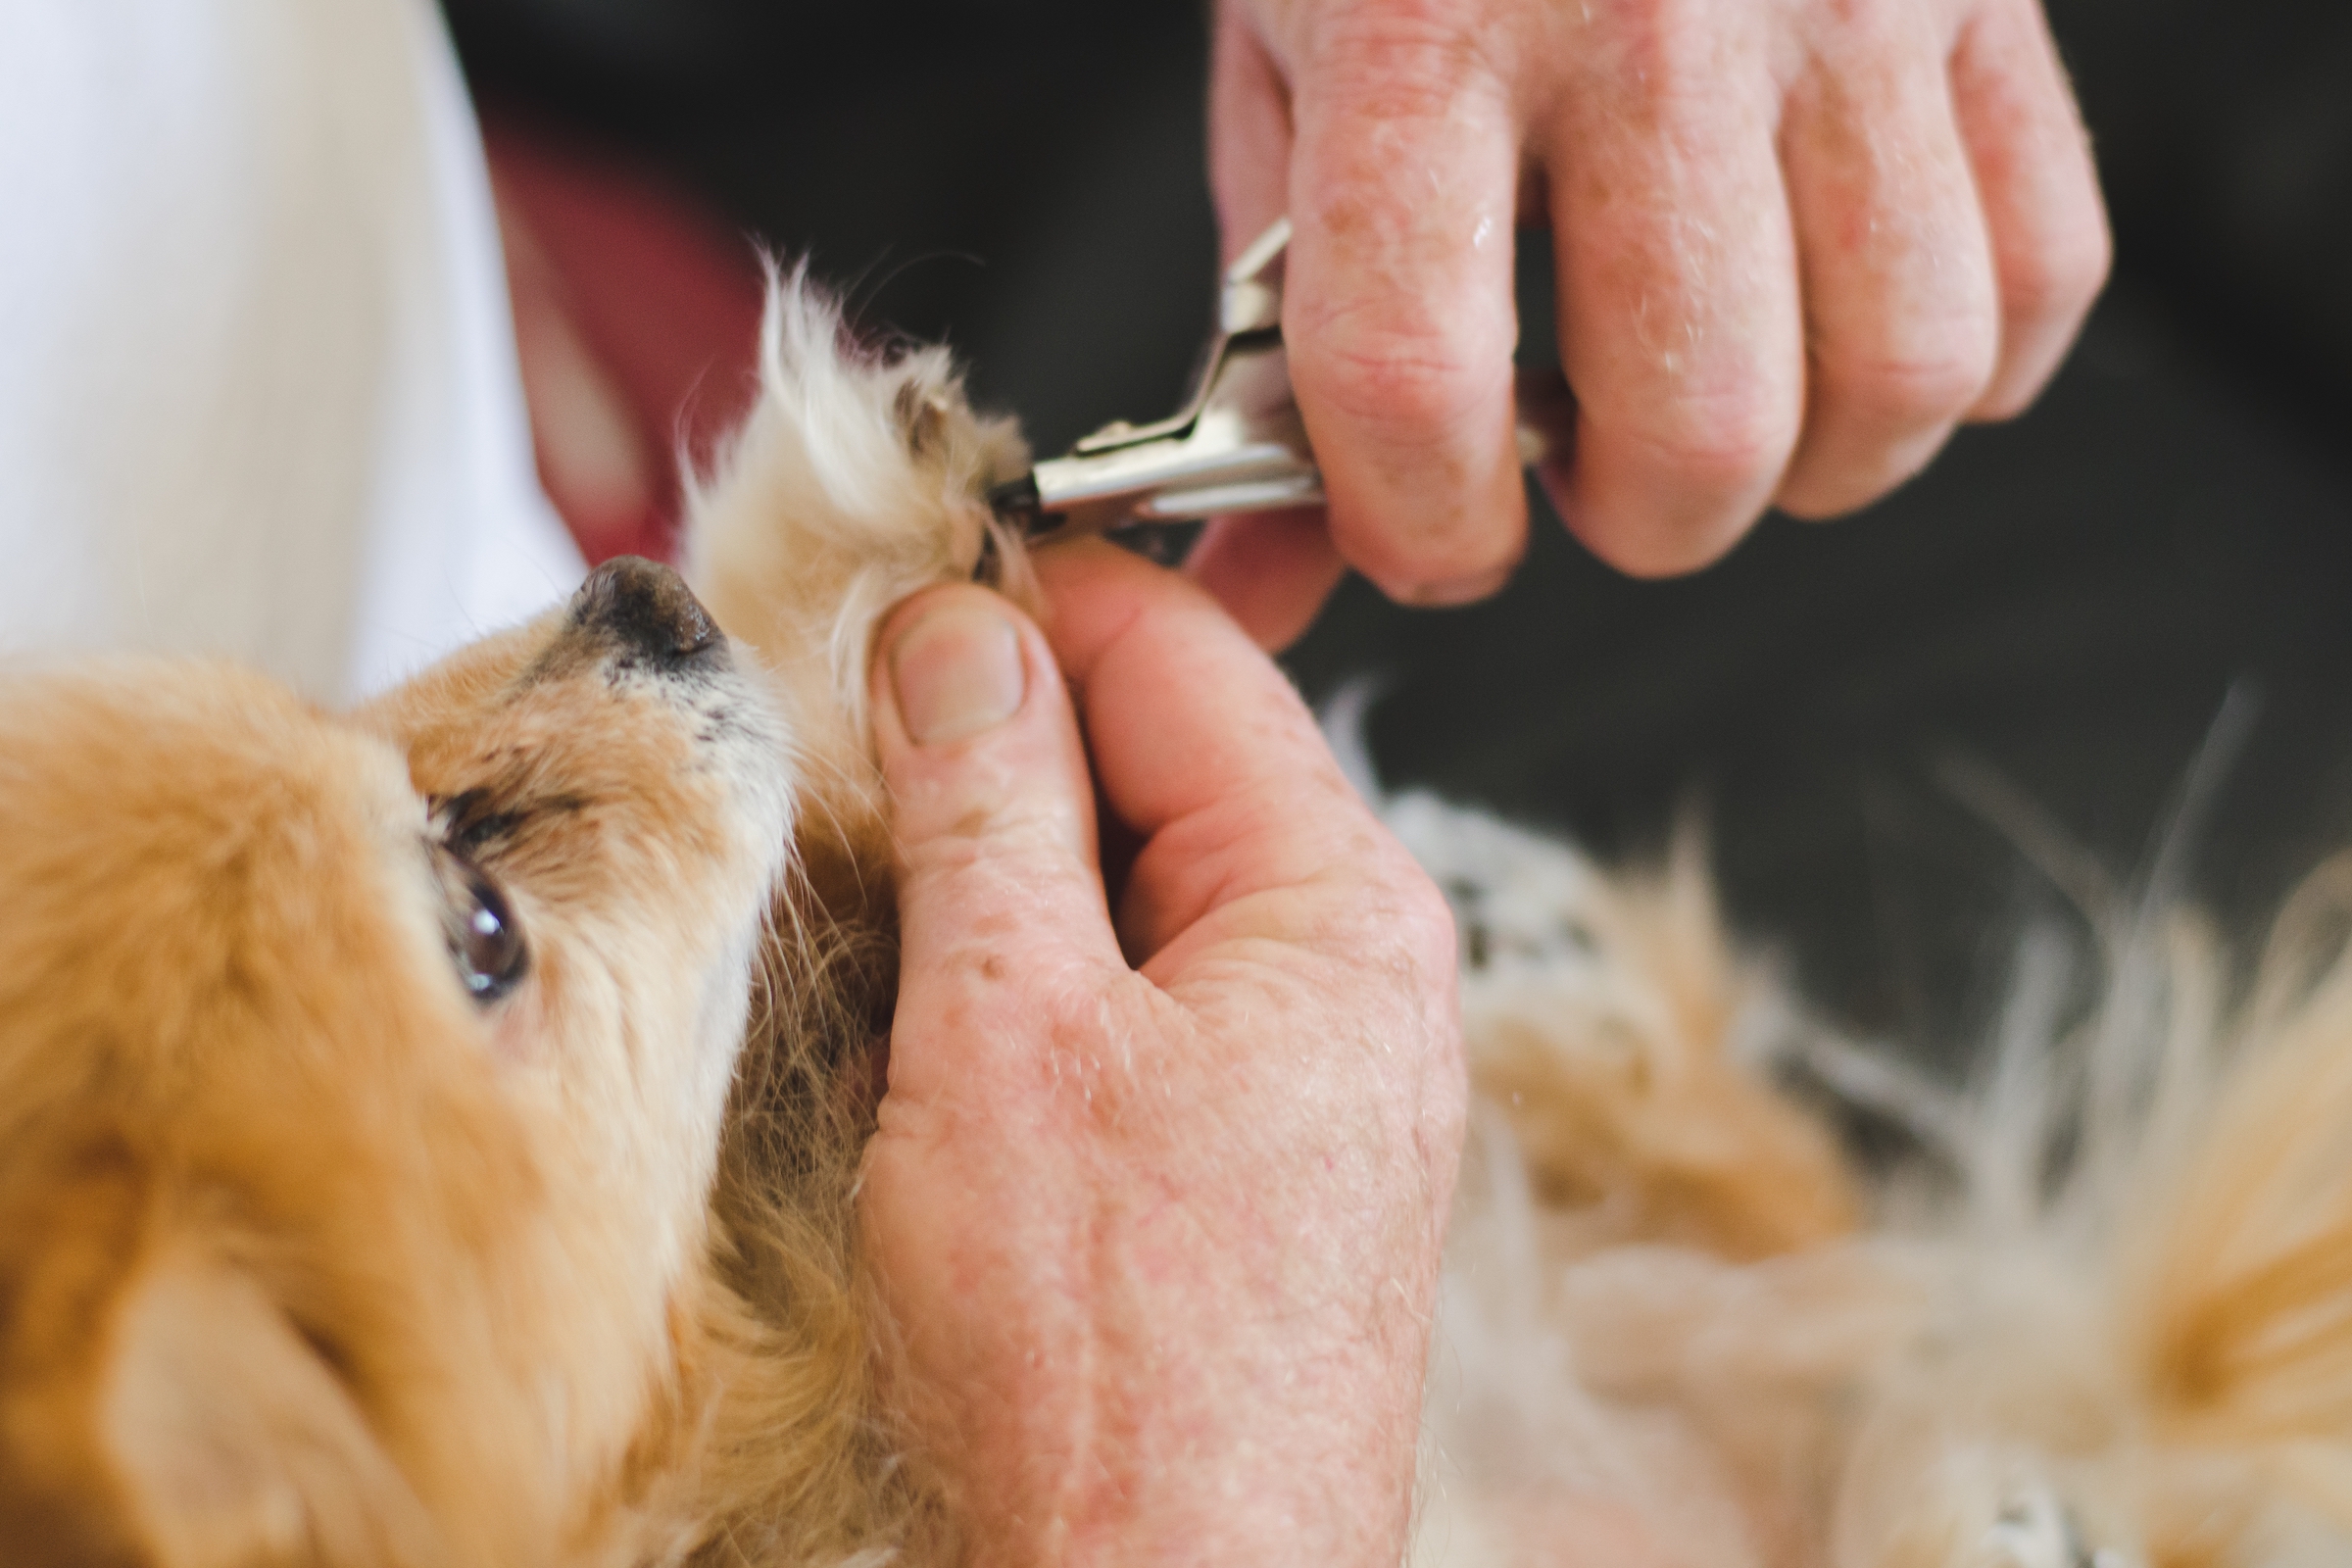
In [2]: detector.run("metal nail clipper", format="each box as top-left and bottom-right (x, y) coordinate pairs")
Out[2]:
(987, 218), (1579, 541)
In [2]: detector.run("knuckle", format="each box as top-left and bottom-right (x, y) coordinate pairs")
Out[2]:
(1307, 0), (1507, 120)
(2001, 218), (2114, 332)
(1287, 261), (1513, 469)
(1618, 380), (1800, 502)
(1401, 875), (1464, 982)
(1565, 380), (1795, 575)
(1816, 328), (1997, 431)
(1303, 334), (1498, 445)
(1372, 854), (1467, 994)
(1604, 0), (1738, 105)
(1324, 837), (1456, 968)
(1377, 844), (1454, 939)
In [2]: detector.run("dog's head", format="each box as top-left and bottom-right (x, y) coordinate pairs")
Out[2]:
(0, 559), (792, 1567)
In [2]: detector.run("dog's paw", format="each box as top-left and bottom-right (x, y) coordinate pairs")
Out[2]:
(682, 269), (1033, 734)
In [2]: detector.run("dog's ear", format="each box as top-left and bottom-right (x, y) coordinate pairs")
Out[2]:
(0, 1151), (440, 1568)
(96, 1244), (443, 1568)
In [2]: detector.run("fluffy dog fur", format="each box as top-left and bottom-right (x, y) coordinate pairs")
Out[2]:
(3, 275), (2347, 1567)
(1396, 796), (2352, 1568)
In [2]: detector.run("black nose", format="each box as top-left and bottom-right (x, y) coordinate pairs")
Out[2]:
(569, 558), (722, 667)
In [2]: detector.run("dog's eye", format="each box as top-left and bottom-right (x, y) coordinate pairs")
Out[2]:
(440, 858), (528, 1004)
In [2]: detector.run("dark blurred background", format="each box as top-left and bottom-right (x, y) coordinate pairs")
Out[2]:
(442, 0), (2352, 1071)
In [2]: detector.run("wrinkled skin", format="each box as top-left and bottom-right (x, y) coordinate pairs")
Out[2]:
(858, 542), (1467, 1565)
(1191, 0), (2112, 647)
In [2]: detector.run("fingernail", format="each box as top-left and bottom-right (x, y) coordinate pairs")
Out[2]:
(1402, 564), (1513, 608)
(890, 601), (1026, 745)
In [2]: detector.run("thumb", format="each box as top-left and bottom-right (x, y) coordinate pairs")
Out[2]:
(868, 584), (1119, 1086)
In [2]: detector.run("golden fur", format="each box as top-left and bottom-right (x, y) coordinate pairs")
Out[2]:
(3, 276), (2348, 1567)
(0, 281), (1032, 1566)
(0, 638), (796, 1565)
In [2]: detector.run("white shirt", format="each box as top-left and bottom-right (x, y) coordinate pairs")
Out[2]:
(0, 0), (584, 704)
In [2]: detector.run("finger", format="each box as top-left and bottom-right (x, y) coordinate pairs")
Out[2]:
(1774, 13), (2000, 520)
(1949, 0), (2112, 419)
(1185, 509), (1348, 652)
(1035, 541), (1444, 971)
(1208, 0), (1295, 260)
(1278, 2), (1528, 604)
(1537, 9), (1804, 576)
(869, 583), (1120, 1093)
(1202, 13), (1352, 646)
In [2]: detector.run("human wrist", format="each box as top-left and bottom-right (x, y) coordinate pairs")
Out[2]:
(939, 1300), (1428, 1567)
(957, 1435), (1419, 1568)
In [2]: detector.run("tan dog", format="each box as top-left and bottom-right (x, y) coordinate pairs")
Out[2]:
(0, 278), (1027, 1564)
(5, 273), (2349, 1568)
(0, 564), (830, 1565)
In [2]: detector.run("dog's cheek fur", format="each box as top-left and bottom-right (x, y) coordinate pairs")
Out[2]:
(355, 566), (918, 1562)
(377, 637), (800, 1327)
(0, 667), (578, 1564)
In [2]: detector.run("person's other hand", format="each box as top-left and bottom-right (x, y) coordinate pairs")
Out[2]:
(1192, 0), (2112, 647)
(859, 541), (1466, 1564)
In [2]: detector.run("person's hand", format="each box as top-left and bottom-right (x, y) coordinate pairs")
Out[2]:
(1192, 0), (2112, 647)
(858, 541), (1465, 1565)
